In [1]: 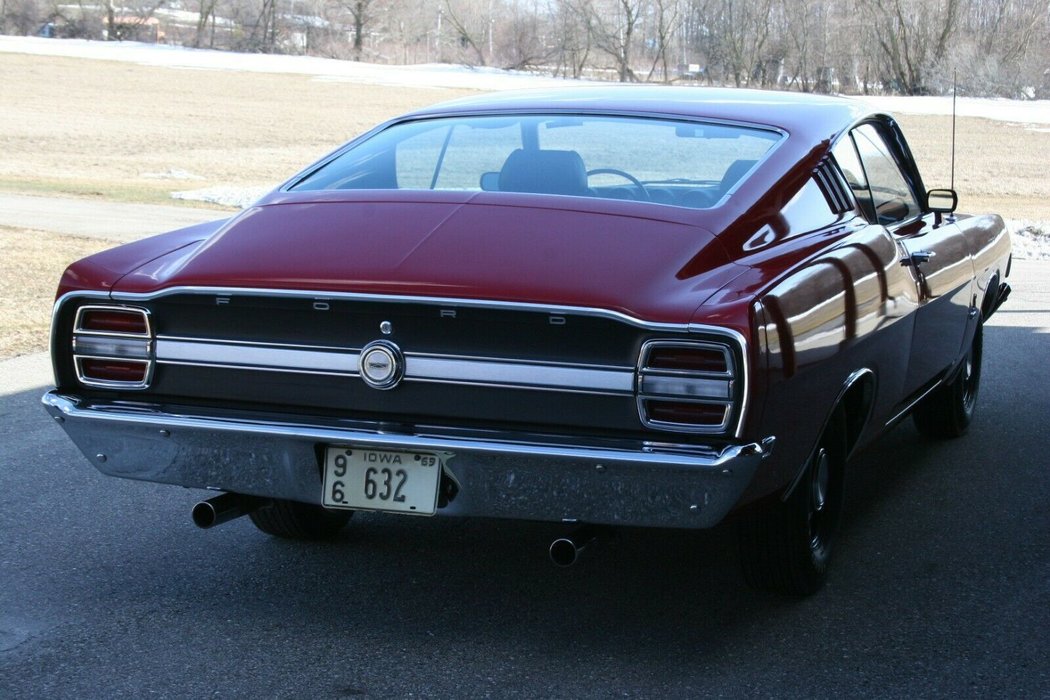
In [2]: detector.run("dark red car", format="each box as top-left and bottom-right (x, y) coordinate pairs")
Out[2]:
(45, 87), (1011, 594)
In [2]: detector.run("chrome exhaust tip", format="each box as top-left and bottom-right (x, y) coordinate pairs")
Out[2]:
(549, 526), (597, 567)
(191, 492), (261, 529)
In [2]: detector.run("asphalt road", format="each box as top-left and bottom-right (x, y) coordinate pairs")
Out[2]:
(1, 262), (1047, 698)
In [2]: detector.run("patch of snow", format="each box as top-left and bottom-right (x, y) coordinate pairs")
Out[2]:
(0, 36), (581, 92)
(861, 96), (1050, 125)
(4, 36), (1048, 124)
(172, 185), (272, 208)
(1008, 220), (1050, 261)
(142, 168), (204, 180)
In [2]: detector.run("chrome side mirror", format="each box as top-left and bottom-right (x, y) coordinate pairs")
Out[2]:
(927, 188), (958, 213)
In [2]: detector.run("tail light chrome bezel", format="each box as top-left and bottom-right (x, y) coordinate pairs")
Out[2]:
(636, 339), (740, 435)
(72, 305), (155, 390)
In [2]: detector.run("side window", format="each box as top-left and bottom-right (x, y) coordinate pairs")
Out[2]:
(396, 124), (450, 189)
(395, 120), (522, 191)
(851, 124), (921, 226)
(831, 136), (876, 221)
(433, 121), (521, 190)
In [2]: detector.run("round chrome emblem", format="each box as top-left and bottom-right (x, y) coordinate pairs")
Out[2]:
(359, 340), (404, 390)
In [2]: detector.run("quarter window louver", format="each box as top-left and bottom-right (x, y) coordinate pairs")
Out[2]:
(813, 159), (853, 215)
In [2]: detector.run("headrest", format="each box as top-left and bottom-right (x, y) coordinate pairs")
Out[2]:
(720, 159), (758, 192)
(498, 149), (589, 196)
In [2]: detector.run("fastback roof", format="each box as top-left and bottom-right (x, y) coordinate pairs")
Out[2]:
(406, 86), (875, 144)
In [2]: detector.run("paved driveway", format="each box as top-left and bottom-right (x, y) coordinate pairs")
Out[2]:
(0, 193), (224, 241)
(0, 261), (1047, 697)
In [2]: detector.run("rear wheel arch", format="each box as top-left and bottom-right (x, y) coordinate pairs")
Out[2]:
(783, 367), (875, 502)
(738, 404), (849, 595)
(913, 316), (983, 439)
(839, 368), (877, 458)
(981, 272), (1000, 320)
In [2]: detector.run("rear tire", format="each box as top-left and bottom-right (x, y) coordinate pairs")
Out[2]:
(737, 409), (847, 595)
(249, 499), (352, 540)
(913, 321), (983, 439)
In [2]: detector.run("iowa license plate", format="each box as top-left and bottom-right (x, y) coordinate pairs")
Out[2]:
(323, 447), (442, 515)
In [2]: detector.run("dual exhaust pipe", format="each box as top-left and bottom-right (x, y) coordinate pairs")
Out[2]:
(548, 526), (599, 567)
(193, 493), (600, 567)
(191, 492), (263, 529)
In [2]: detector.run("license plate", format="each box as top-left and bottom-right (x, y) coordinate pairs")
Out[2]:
(322, 447), (442, 515)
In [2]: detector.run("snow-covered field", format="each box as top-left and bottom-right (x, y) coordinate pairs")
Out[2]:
(4, 35), (1047, 257)
(5, 36), (1049, 124)
(0, 35), (578, 91)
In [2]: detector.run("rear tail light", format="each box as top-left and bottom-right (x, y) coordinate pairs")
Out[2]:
(643, 400), (729, 426)
(72, 305), (153, 389)
(636, 340), (737, 434)
(76, 307), (150, 335)
(644, 345), (729, 373)
(75, 358), (150, 385)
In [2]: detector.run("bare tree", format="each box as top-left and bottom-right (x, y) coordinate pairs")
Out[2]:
(444, 0), (488, 65)
(496, 1), (549, 70)
(643, 0), (682, 82)
(781, 0), (822, 91)
(694, 0), (776, 87)
(340, 0), (375, 60)
(958, 0), (1049, 96)
(3, 0), (47, 34)
(585, 0), (645, 82)
(194, 0), (219, 48)
(552, 0), (593, 78)
(859, 0), (961, 95)
(230, 0), (282, 53)
(3, 0), (1043, 97)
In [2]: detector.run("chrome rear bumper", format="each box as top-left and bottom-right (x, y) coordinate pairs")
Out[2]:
(43, 390), (769, 529)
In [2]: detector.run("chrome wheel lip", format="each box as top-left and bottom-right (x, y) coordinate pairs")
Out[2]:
(961, 355), (978, 411)
(808, 447), (832, 551)
(960, 322), (982, 414)
(812, 448), (829, 513)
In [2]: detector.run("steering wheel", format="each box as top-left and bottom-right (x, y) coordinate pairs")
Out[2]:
(586, 168), (650, 201)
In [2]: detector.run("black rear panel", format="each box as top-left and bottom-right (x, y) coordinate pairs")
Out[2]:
(55, 291), (744, 443)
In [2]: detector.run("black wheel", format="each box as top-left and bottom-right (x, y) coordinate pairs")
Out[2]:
(737, 410), (847, 595)
(913, 321), (983, 439)
(249, 499), (352, 540)
(586, 168), (650, 200)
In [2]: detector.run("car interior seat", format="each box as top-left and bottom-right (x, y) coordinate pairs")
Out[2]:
(498, 149), (589, 196)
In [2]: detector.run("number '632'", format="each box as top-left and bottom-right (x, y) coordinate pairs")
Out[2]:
(363, 467), (407, 502)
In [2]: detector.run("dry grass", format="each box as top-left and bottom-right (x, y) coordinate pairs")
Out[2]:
(0, 52), (1047, 359)
(0, 53), (475, 203)
(894, 114), (1050, 220)
(0, 226), (119, 357)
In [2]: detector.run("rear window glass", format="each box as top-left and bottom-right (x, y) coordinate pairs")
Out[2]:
(290, 115), (782, 210)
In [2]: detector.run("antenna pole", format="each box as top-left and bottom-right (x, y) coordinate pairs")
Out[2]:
(951, 70), (957, 192)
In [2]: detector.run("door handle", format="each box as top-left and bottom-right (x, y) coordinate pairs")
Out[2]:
(900, 250), (936, 266)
